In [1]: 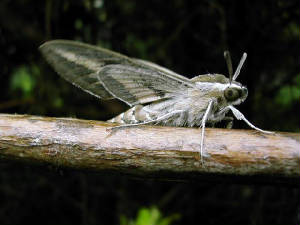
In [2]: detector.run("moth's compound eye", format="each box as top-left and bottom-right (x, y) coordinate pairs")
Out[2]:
(242, 87), (248, 97)
(224, 88), (240, 101)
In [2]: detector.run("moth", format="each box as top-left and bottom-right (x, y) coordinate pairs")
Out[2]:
(40, 40), (272, 162)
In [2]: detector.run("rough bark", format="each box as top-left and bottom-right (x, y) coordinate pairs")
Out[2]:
(0, 113), (299, 185)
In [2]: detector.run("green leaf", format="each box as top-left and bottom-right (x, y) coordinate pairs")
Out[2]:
(275, 73), (300, 107)
(135, 207), (160, 225)
(121, 206), (181, 225)
(10, 65), (36, 97)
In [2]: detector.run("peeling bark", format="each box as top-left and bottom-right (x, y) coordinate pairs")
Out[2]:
(0, 113), (299, 185)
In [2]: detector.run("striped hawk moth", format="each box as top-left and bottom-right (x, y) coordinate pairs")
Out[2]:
(40, 40), (272, 162)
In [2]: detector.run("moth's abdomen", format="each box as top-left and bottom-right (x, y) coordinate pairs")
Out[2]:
(107, 96), (208, 127)
(108, 105), (152, 124)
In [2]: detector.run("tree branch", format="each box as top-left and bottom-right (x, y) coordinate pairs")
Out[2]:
(0, 113), (299, 185)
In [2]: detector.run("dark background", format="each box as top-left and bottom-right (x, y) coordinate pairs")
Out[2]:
(0, 0), (299, 224)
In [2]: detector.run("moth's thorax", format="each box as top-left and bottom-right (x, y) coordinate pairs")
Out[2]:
(193, 77), (248, 106)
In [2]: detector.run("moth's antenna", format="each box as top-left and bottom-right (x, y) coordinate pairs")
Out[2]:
(224, 51), (233, 84)
(233, 52), (247, 81)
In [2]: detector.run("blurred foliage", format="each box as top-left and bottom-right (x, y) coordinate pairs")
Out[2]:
(275, 73), (300, 107)
(0, 0), (299, 225)
(9, 65), (37, 98)
(120, 206), (180, 225)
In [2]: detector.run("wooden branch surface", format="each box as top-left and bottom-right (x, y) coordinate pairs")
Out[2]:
(0, 114), (299, 185)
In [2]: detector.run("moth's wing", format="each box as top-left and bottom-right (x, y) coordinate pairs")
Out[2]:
(39, 39), (195, 105)
(39, 40), (136, 100)
(133, 59), (189, 83)
(98, 64), (195, 106)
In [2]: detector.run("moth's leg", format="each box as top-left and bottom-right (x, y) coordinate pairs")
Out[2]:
(108, 110), (184, 131)
(200, 100), (214, 164)
(223, 116), (234, 129)
(228, 105), (273, 134)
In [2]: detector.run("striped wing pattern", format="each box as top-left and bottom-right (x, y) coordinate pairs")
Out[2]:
(40, 40), (194, 106)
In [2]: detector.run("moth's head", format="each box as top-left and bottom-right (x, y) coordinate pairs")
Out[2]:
(223, 51), (248, 105)
(224, 84), (248, 105)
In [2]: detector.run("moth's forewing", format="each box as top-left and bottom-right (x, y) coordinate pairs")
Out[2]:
(39, 40), (134, 100)
(40, 40), (195, 107)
